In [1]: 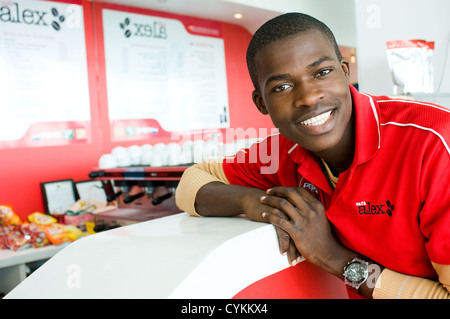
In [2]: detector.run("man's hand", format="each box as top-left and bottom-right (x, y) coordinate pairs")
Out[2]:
(261, 187), (355, 277)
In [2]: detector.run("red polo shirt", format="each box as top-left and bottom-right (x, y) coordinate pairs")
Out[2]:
(222, 85), (450, 279)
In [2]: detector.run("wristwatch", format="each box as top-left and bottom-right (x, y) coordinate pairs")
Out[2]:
(343, 257), (369, 292)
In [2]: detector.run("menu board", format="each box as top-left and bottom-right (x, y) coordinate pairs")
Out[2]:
(0, 0), (90, 148)
(102, 9), (230, 141)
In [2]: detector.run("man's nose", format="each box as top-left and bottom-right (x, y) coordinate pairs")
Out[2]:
(293, 82), (325, 107)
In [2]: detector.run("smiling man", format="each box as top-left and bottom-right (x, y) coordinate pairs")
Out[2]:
(175, 13), (450, 299)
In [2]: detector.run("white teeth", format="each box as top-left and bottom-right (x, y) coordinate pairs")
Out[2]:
(300, 110), (332, 126)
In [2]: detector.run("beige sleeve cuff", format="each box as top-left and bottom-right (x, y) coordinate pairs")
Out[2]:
(373, 268), (450, 299)
(175, 159), (229, 217)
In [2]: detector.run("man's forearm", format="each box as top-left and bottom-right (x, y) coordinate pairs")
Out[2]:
(195, 182), (266, 222)
(175, 162), (229, 217)
(174, 162), (267, 221)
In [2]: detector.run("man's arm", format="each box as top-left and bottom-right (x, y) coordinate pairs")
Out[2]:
(195, 182), (266, 222)
(372, 264), (450, 299)
(175, 159), (268, 221)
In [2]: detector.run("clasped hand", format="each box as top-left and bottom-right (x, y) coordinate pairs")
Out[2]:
(260, 187), (345, 273)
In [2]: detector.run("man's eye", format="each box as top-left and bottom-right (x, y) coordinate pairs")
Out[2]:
(315, 69), (332, 78)
(273, 84), (292, 92)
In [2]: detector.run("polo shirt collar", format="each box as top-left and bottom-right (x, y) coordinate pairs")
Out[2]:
(350, 85), (381, 167)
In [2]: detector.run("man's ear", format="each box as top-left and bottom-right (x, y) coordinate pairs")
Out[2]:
(341, 60), (350, 79)
(252, 90), (268, 115)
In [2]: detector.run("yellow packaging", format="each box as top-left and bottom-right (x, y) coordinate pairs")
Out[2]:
(62, 225), (85, 241)
(84, 221), (97, 235)
(28, 212), (57, 226)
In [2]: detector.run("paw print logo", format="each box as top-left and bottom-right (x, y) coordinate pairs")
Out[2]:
(119, 18), (132, 38)
(50, 7), (65, 31)
(386, 200), (395, 217)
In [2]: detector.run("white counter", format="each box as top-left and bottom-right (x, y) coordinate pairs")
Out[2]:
(0, 243), (69, 295)
(5, 213), (347, 299)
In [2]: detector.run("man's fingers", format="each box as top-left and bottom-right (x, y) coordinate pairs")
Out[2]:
(287, 240), (303, 266)
(275, 226), (290, 254)
(262, 210), (294, 236)
(264, 187), (325, 219)
(293, 187), (323, 212)
(274, 223), (304, 266)
(267, 187), (320, 207)
(260, 193), (301, 223)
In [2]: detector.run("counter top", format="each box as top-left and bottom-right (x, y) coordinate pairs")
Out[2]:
(5, 213), (347, 299)
(0, 243), (69, 269)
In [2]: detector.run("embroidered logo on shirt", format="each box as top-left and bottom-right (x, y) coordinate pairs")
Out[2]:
(355, 200), (395, 217)
(300, 181), (321, 200)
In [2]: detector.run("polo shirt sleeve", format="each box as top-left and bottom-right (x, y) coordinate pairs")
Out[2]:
(419, 142), (450, 265)
(222, 134), (289, 191)
(175, 158), (229, 217)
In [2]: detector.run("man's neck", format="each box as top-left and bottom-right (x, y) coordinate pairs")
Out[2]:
(315, 112), (355, 175)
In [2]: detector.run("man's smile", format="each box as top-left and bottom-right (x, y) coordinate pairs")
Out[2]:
(300, 109), (334, 126)
(293, 108), (338, 136)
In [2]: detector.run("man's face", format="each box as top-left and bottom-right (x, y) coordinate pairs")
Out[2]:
(252, 31), (353, 155)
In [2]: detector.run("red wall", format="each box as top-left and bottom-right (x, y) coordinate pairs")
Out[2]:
(0, 0), (273, 220)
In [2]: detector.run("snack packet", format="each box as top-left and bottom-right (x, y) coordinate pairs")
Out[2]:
(43, 223), (72, 246)
(1, 225), (30, 251)
(0, 205), (22, 226)
(0, 226), (9, 249)
(21, 223), (51, 248)
(62, 225), (85, 241)
(28, 212), (57, 226)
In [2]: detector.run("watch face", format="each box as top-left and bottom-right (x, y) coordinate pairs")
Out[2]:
(346, 263), (367, 282)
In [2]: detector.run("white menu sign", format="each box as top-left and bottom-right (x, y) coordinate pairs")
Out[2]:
(102, 9), (230, 138)
(0, 0), (90, 147)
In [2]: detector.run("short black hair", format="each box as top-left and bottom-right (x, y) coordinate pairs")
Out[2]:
(246, 12), (343, 90)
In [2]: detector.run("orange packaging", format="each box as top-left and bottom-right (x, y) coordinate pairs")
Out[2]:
(0, 205), (22, 226)
(43, 224), (72, 246)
